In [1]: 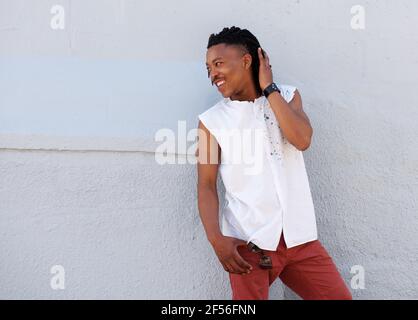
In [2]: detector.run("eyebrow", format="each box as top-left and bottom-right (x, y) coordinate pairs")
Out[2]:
(205, 57), (223, 67)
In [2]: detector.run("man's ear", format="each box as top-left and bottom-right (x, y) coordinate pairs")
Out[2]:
(242, 53), (253, 70)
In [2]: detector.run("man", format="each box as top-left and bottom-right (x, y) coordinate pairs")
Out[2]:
(196, 26), (352, 300)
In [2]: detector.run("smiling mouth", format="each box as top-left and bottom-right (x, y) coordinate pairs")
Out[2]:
(215, 80), (226, 89)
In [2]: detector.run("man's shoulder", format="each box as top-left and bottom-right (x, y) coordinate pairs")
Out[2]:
(277, 83), (298, 103)
(198, 99), (226, 117)
(197, 99), (229, 133)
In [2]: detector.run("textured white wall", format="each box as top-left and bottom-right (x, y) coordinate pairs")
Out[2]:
(1, 0), (417, 299)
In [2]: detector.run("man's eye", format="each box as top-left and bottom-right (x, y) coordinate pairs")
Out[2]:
(215, 62), (223, 66)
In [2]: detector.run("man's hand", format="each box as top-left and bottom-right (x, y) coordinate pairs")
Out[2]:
(210, 235), (253, 275)
(257, 47), (274, 91)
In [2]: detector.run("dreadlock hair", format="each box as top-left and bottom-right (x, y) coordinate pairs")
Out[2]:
(207, 26), (263, 96)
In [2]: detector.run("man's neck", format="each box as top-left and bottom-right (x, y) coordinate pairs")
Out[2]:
(230, 85), (261, 102)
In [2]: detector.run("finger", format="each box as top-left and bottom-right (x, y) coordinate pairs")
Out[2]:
(228, 259), (246, 274)
(261, 48), (267, 59)
(234, 256), (252, 274)
(264, 52), (270, 67)
(234, 251), (253, 272)
(224, 261), (234, 273)
(264, 50), (269, 60)
(220, 261), (229, 272)
(257, 47), (264, 61)
(261, 49), (269, 66)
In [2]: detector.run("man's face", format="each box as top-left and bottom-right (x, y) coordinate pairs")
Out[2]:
(206, 43), (252, 98)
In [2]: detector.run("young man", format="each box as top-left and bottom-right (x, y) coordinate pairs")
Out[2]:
(196, 26), (352, 300)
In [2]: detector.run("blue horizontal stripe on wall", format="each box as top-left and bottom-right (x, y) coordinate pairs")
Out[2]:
(0, 56), (219, 139)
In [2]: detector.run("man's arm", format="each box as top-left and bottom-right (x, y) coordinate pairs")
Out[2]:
(267, 89), (313, 151)
(196, 120), (222, 244)
(196, 120), (252, 275)
(256, 47), (313, 151)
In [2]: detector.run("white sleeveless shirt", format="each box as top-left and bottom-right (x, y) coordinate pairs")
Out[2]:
(198, 84), (318, 250)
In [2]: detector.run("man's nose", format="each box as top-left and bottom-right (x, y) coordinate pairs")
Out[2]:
(210, 71), (220, 85)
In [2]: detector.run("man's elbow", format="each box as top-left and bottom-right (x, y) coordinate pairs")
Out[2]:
(298, 141), (310, 151)
(296, 133), (312, 151)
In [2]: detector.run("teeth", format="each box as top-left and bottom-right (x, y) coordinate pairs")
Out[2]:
(216, 80), (225, 87)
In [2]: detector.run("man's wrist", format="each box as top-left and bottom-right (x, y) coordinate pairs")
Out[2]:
(207, 231), (223, 245)
(261, 82), (273, 91)
(262, 82), (281, 98)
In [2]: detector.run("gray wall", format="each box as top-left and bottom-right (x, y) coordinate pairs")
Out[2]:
(0, 0), (417, 299)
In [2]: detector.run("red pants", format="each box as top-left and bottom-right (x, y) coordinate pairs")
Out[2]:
(229, 233), (352, 300)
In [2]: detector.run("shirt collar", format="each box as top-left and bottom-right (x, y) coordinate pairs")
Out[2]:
(224, 95), (266, 108)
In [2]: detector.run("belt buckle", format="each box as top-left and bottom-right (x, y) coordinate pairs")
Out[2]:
(247, 242), (272, 269)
